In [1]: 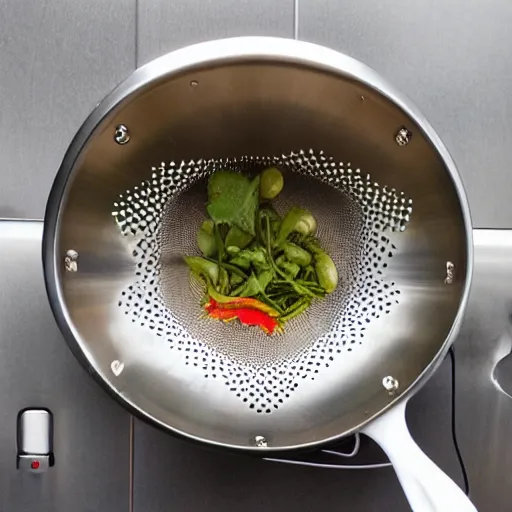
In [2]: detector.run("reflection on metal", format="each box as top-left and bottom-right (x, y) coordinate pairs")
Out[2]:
(0, 220), (130, 511)
(490, 312), (512, 399)
(395, 127), (412, 146)
(64, 250), (78, 272)
(445, 262), (455, 285)
(255, 436), (268, 448)
(4, 221), (512, 510)
(114, 124), (130, 145)
(382, 376), (400, 396)
(131, 229), (512, 512)
(111, 360), (125, 377)
(456, 229), (512, 510)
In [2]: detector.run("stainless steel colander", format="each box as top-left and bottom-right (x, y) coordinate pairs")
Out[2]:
(43, 38), (475, 511)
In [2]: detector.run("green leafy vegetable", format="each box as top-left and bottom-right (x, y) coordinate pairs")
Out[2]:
(197, 220), (216, 257)
(184, 256), (219, 286)
(207, 171), (260, 235)
(184, 166), (339, 333)
(276, 207), (316, 246)
(230, 247), (268, 272)
(225, 225), (254, 249)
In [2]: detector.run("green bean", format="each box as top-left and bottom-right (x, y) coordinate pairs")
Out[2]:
(220, 262), (248, 279)
(265, 216), (317, 299)
(206, 258), (248, 279)
(281, 298), (311, 322)
(258, 292), (284, 315)
(219, 267), (230, 294)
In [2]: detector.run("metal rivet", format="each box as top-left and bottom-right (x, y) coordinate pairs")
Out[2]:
(114, 124), (130, 145)
(395, 126), (412, 146)
(360, 95), (365, 102)
(255, 435), (268, 448)
(64, 250), (78, 272)
(382, 376), (400, 396)
(444, 261), (455, 284)
(190, 80), (198, 88)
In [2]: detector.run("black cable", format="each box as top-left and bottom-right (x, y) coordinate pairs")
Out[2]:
(449, 346), (470, 496)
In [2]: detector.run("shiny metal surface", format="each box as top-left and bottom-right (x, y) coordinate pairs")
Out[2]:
(133, 355), (462, 512)
(18, 409), (52, 454)
(43, 38), (472, 451)
(456, 230), (512, 510)
(133, 230), (512, 512)
(18, 454), (51, 473)
(137, 0), (293, 65)
(299, 0), (512, 229)
(0, 0), (136, 219)
(114, 124), (131, 145)
(2, 220), (510, 510)
(0, 220), (130, 512)
(3, 0), (510, 508)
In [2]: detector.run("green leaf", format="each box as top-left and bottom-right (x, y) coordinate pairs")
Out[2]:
(207, 171), (260, 235)
(229, 247), (269, 272)
(197, 220), (217, 257)
(225, 226), (254, 249)
(235, 270), (273, 298)
(257, 270), (273, 291)
(230, 273), (244, 286)
(237, 274), (262, 297)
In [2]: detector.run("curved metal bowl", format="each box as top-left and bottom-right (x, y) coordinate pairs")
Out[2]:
(43, 37), (473, 452)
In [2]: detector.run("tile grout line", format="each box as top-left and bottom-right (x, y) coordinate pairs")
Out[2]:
(129, 415), (134, 512)
(134, 0), (139, 68)
(293, 0), (299, 39)
(131, 0), (137, 508)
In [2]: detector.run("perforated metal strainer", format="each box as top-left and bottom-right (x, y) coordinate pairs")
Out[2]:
(114, 150), (411, 413)
(43, 38), (475, 511)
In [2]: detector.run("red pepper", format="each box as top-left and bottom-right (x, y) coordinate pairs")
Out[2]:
(207, 286), (280, 317)
(205, 299), (282, 335)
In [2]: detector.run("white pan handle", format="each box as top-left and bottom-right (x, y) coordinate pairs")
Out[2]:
(361, 399), (478, 512)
